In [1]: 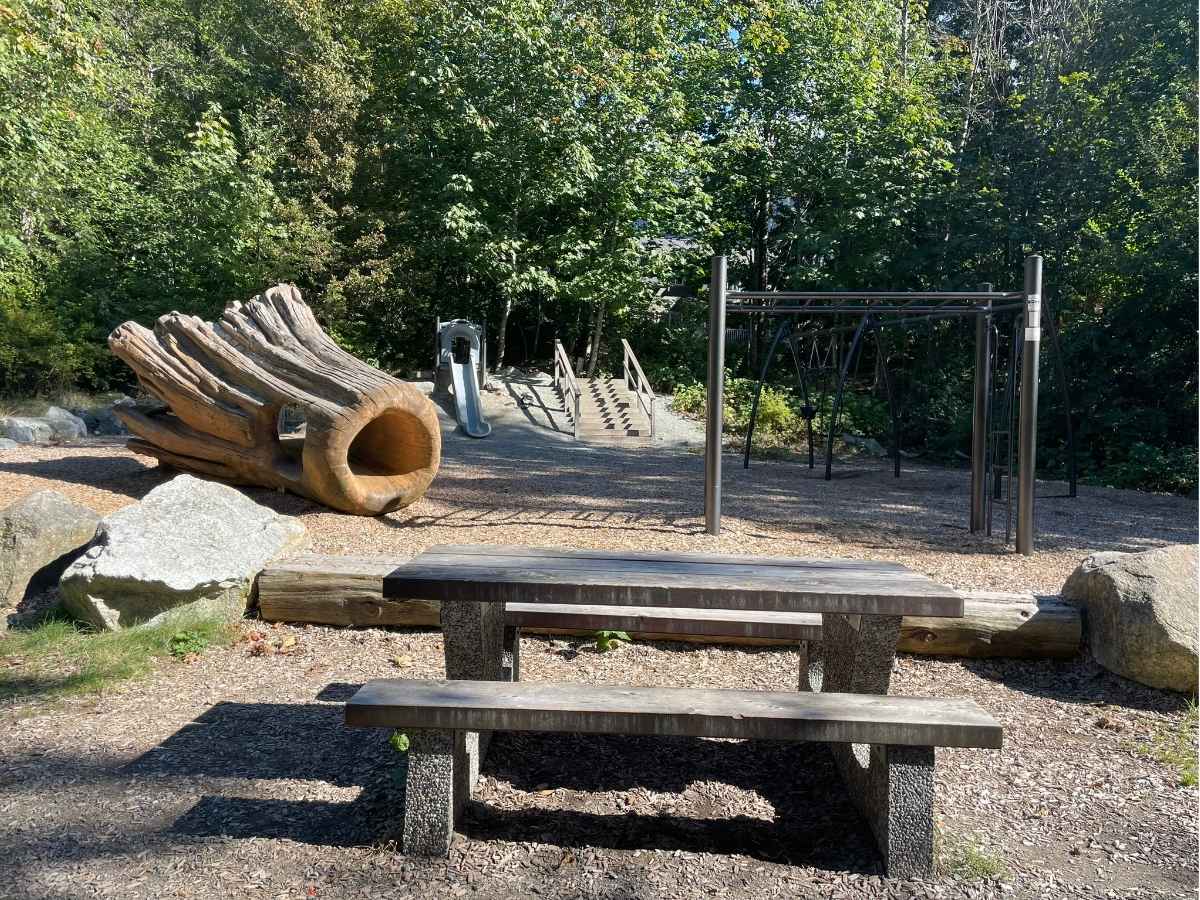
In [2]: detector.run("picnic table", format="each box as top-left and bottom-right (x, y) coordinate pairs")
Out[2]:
(368, 544), (987, 875)
(383, 544), (964, 692)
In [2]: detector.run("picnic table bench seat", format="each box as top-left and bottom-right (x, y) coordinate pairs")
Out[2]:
(346, 678), (1002, 877)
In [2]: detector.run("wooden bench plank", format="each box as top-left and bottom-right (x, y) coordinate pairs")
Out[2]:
(432, 544), (910, 573)
(505, 602), (822, 641)
(345, 678), (1003, 749)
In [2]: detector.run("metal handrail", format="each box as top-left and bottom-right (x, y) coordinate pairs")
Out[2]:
(554, 339), (580, 437)
(621, 339), (655, 437)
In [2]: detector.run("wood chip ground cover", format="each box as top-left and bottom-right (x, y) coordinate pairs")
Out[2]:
(0, 387), (1196, 898)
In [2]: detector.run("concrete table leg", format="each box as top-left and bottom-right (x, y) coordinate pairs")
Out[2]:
(397, 729), (457, 856)
(818, 613), (932, 875)
(501, 625), (521, 683)
(440, 600), (506, 804)
(797, 639), (824, 692)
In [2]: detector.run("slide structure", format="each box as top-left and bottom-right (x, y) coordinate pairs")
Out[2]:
(436, 319), (491, 438)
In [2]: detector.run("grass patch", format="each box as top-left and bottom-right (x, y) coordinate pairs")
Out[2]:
(936, 828), (1008, 880)
(1139, 702), (1198, 787)
(0, 612), (236, 702)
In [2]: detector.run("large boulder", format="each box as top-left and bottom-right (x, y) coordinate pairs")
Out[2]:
(0, 416), (53, 443)
(60, 474), (307, 630)
(43, 406), (87, 440)
(1062, 544), (1198, 693)
(0, 438), (18, 450)
(1, 491), (100, 629)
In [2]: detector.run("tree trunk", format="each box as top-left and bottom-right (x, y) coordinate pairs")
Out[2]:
(585, 299), (605, 377)
(494, 295), (513, 372)
(109, 285), (441, 516)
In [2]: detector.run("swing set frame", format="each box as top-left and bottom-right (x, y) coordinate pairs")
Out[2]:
(702, 255), (1076, 556)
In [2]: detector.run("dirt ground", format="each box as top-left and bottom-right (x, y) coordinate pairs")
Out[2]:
(0, 381), (1196, 899)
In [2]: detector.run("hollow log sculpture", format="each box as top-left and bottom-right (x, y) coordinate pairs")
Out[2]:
(108, 285), (441, 515)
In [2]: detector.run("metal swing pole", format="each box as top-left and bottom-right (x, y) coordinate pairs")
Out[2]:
(705, 256), (727, 535)
(1016, 256), (1043, 555)
(744, 320), (791, 469)
(969, 283), (993, 533)
(824, 314), (870, 481)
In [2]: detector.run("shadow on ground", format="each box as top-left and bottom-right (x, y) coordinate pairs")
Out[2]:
(85, 694), (889, 873)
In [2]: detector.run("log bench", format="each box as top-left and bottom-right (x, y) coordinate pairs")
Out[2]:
(502, 602), (826, 689)
(345, 677), (1003, 877)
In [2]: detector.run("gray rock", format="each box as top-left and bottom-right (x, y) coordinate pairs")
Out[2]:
(71, 407), (100, 432)
(43, 406), (88, 440)
(1062, 544), (1198, 693)
(843, 433), (888, 457)
(70, 397), (132, 436)
(0, 491), (100, 628)
(0, 438), (17, 450)
(60, 474), (307, 630)
(0, 416), (53, 443)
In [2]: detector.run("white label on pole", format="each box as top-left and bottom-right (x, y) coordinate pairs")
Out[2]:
(1025, 326), (1041, 342)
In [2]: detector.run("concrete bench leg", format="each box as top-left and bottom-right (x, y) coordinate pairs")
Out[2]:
(441, 600), (506, 803)
(397, 729), (457, 856)
(501, 625), (521, 682)
(832, 742), (935, 877)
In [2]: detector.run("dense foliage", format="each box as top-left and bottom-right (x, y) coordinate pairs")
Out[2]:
(1, 0), (1195, 490)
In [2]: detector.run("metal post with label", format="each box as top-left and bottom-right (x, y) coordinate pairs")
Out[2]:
(1016, 256), (1043, 555)
(705, 256), (727, 536)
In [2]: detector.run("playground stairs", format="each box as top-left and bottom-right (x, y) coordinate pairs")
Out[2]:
(575, 378), (652, 447)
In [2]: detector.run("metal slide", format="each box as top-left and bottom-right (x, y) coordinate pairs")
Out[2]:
(437, 320), (491, 438)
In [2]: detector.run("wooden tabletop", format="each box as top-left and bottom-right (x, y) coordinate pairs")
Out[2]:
(383, 545), (964, 618)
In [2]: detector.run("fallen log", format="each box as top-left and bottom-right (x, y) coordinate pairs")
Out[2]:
(256, 554), (439, 627)
(256, 555), (1081, 659)
(899, 591), (1081, 659)
(109, 285), (441, 515)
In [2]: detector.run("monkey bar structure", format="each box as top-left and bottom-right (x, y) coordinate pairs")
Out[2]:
(703, 256), (1075, 556)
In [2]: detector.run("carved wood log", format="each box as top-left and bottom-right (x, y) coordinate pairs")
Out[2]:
(108, 285), (441, 515)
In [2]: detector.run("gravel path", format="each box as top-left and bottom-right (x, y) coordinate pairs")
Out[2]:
(1, 627), (1194, 899)
(0, 378), (1196, 898)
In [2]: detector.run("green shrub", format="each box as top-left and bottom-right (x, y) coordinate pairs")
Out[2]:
(593, 630), (630, 652)
(669, 381), (707, 417)
(1100, 443), (1198, 494)
(168, 630), (210, 659)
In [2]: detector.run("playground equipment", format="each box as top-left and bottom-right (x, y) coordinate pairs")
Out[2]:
(704, 256), (1068, 555)
(553, 338), (655, 446)
(109, 285), (441, 516)
(436, 319), (491, 438)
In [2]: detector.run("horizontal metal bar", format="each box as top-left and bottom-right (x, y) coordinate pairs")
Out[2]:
(727, 303), (1026, 316)
(785, 308), (1025, 340)
(726, 291), (1021, 302)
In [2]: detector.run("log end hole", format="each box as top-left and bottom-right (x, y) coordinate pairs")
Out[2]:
(348, 408), (437, 482)
(275, 404), (307, 476)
